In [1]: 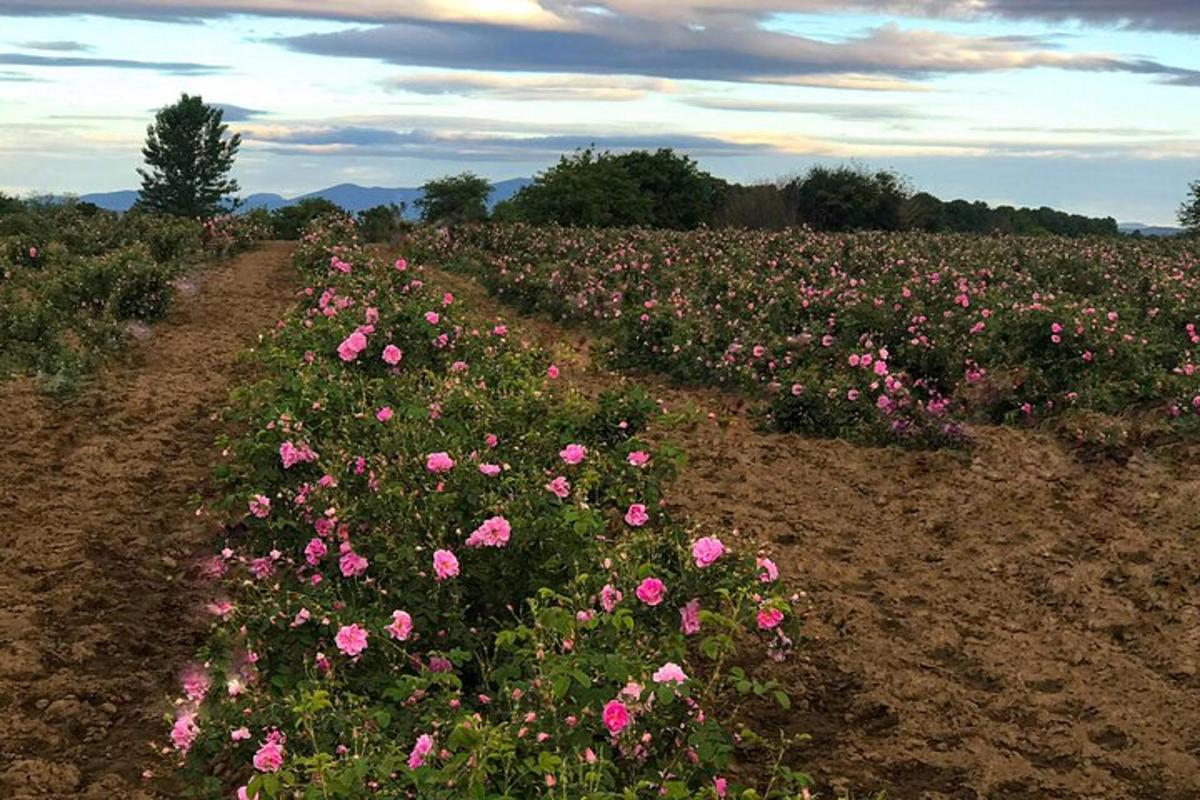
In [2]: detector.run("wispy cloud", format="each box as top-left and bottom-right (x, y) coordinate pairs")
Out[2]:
(213, 103), (266, 121)
(241, 122), (773, 160)
(683, 96), (923, 121)
(16, 39), (93, 51)
(0, 52), (225, 74)
(276, 19), (1200, 89)
(384, 71), (676, 102)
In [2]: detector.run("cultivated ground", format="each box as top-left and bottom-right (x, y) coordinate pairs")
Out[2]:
(431, 266), (1200, 800)
(2, 244), (1198, 799)
(0, 243), (295, 798)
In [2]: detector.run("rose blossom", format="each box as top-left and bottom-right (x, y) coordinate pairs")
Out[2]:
(559, 444), (587, 465)
(386, 610), (413, 641)
(335, 623), (369, 656)
(624, 503), (649, 527)
(635, 577), (665, 606)
(691, 536), (725, 568)
(432, 549), (459, 580)
(602, 700), (630, 735)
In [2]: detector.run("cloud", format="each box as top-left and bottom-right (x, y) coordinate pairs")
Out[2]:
(16, 40), (93, 51)
(683, 96), (922, 121)
(383, 71), (676, 102)
(213, 103), (266, 121)
(0, 0), (566, 27)
(0, 52), (225, 74)
(240, 122), (773, 160)
(275, 18), (1200, 90)
(3, 1), (1198, 34)
(0, 69), (39, 81)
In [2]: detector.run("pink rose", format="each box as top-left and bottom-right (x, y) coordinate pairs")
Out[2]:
(756, 608), (784, 630)
(433, 549), (459, 580)
(335, 623), (369, 656)
(652, 662), (688, 684)
(465, 516), (511, 548)
(635, 577), (665, 606)
(602, 700), (630, 735)
(559, 444), (587, 465)
(386, 610), (413, 641)
(691, 536), (725, 568)
(425, 452), (455, 473)
(624, 503), (649, 527)
(382, 344), (403, 365)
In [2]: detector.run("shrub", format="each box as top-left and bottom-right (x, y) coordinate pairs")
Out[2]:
(169, 215), (804, 799)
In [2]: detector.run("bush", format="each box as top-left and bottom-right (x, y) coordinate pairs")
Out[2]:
(168, 215), (804, 799)
(416, 223), (1200, 449)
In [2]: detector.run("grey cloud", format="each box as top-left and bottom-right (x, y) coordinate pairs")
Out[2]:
(275, 18), (1200, 89)
(683, 97), (922, 120)
(0, 52), (225, 74)
(17, 40), (93, 51)
(1, 1), (1199, 34)
(213, 103), (266, 121)
(244, 124), (772, 161)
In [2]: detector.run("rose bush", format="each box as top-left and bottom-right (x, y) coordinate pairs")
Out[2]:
(417, 224), (1200, 448)
(171, 214), (803, 799)
(0, 203), (264, 390)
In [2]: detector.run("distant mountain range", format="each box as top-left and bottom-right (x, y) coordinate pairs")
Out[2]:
(76, 179), (534, 215)
(1117, 222), (1185, 237)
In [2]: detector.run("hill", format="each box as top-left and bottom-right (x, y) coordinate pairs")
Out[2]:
(77, 179), (533, 215)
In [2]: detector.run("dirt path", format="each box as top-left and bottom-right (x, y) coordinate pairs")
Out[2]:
(0, 242), (296, 799)
(428, 266), (1200, 800)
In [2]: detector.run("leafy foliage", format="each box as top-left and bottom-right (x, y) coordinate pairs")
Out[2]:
(1179, 179), (1200, 234)
(170, 215), (804, 799)
(0, 204), (263, 391)
(415, 173), (492, 225)
(268, 198), (347, 240)
(137, 94), (241, 218)
(356, 203), (411, 243)
(418, 223), (1200, 448)
(496, 148), (724, 229)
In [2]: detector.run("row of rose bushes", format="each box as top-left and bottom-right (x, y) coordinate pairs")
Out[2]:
(414, 224), (1200, 448)
(170, 214), (803, 799)
(0, 202), (267, 389)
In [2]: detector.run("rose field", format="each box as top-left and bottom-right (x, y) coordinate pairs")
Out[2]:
(4, 218), (1200, 800)
(419, 224), (1200, 453)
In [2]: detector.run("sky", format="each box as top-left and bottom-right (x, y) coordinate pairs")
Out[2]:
(0, 1), (1198, 224)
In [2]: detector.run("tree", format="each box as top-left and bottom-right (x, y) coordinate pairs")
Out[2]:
(268, 197), (346, 240)
(137, 94), (240, 217)
(1180, 180), (1200, 234)
(357, 203), (409, 242)
(790, 165), (908, 231)
(0, 192), (23, 216)
(497, 147), (724, 229)
(415, 173), (492, 224)
(496, 148), (648, 227)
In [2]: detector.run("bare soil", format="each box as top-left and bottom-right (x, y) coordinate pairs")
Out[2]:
(429, 266), (1200, 800)
(0, 243), (296, 799)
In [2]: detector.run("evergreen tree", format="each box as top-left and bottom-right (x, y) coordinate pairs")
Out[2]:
(137, 94), (240, 217)
(1180, 180), (1200, 234)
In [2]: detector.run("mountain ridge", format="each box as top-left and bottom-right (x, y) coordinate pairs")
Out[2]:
(75, 179), (533, 215)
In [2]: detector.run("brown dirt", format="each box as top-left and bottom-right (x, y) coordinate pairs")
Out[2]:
(428, 266), (1200, 800)
(0, 243), (296, 799)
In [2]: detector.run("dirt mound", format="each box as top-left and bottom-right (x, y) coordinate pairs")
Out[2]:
(0, 243), (296, 799)
(428, 266), (1200, 800)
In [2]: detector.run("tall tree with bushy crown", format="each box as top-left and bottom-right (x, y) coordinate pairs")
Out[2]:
(137, 94), (240, 217)
(1180, 180), (1200, 235)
